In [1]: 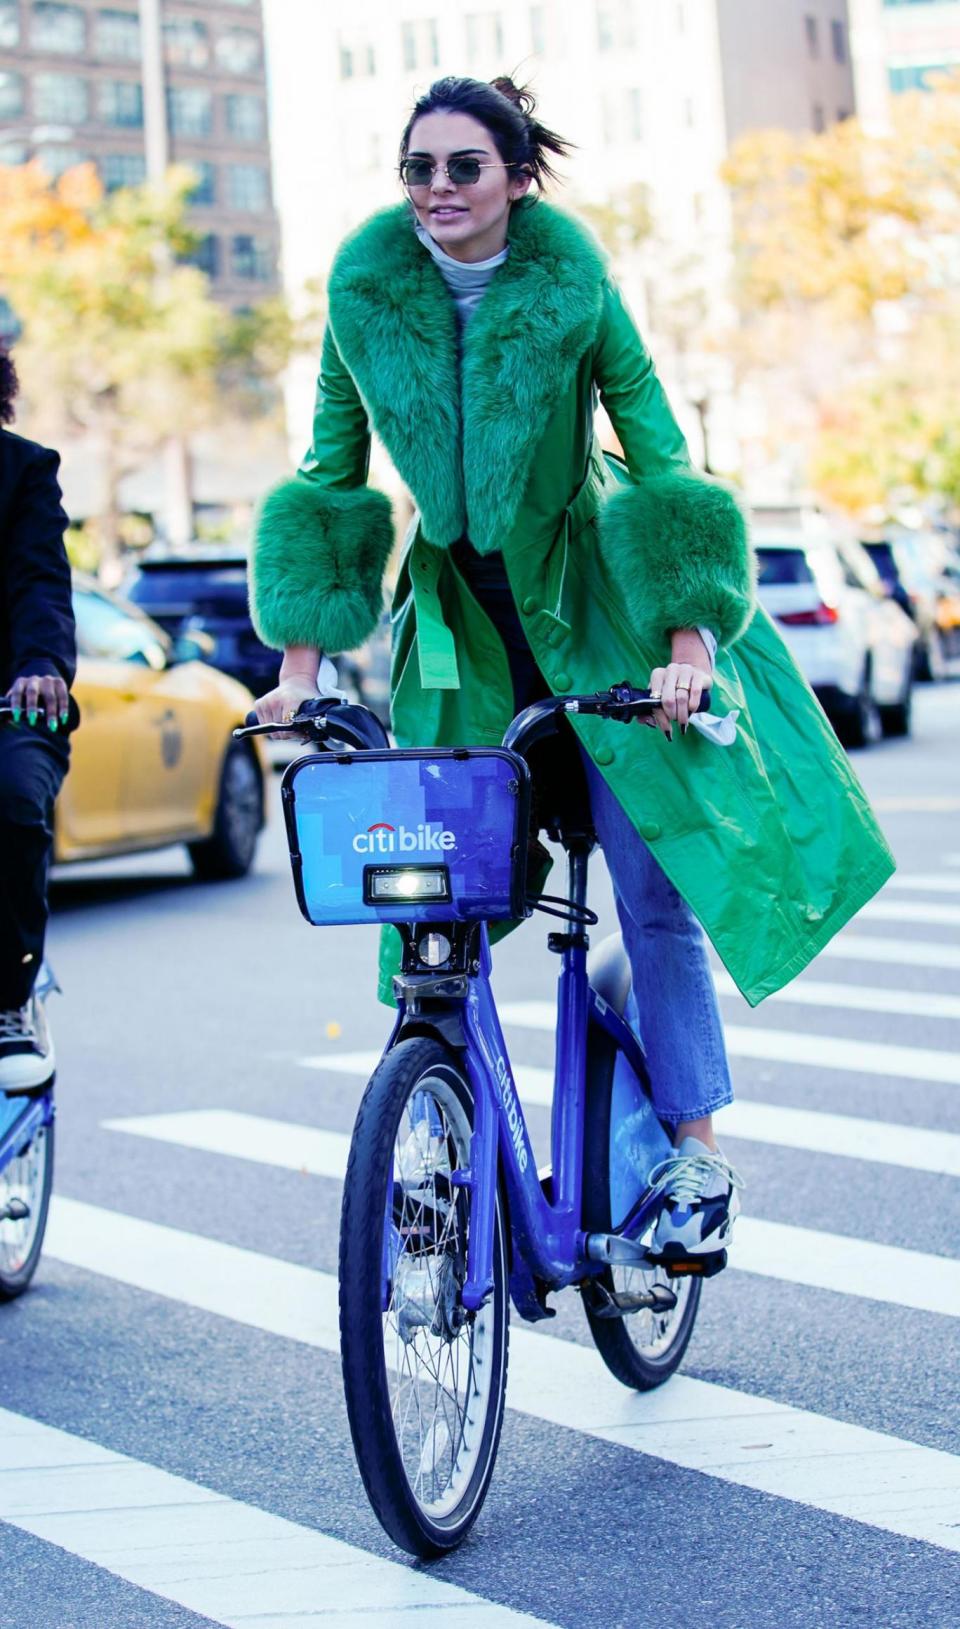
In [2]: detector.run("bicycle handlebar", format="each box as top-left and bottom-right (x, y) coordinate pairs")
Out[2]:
(235, 683), (711, 762)
(234, 695), (390, 752)
(502, 682), (712, 758)
(0, 697), (80, 733)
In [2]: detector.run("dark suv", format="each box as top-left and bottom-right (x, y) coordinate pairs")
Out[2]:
(123, 549), (279, 699)
(123, 547), (391, 721)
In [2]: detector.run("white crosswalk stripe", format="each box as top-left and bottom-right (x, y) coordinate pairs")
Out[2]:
(491, 1006), (960, 1087)
(107, 1097), (960, 1181)
(816, 934), (960, 971)
(41, 1199), (960, 1554)
(886, 874), (960, 893)
(712, 972), (960, 1022)
(861, 900), (960, 927)
(0, 1409), (551, 1629)
(103, 1111), (960, 1317)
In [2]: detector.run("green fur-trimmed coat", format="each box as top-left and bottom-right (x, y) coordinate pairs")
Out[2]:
(251, 199), (894, 1005)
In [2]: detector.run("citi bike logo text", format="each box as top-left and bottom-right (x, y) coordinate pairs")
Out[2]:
(351, 821), (457, 855)
(495, 1055), (529, 1174)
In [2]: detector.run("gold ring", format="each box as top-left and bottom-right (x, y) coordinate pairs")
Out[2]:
(650, 692), (662, 702)
(282, 707), (297, 723)
(676, 684), (691, 692)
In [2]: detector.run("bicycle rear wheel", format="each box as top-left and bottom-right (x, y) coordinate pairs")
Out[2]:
(582, 1027), (700, 1389)
(0, 1104), (54, 1300)
(339, 1037), (509, 1557)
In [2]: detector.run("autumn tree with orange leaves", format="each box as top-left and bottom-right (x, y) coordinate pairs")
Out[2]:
(722, 72), (960, 514)
(0, 162), (302, 561)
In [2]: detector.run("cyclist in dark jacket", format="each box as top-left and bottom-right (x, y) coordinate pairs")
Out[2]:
(0, 343), (76, 1090)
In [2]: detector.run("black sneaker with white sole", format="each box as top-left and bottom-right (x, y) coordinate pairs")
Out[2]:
(647, 1136), (744, 1269)
(0, 995), (54, 1093)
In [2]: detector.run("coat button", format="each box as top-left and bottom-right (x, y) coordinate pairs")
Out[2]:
(594, 744), (615, 766)
(639, 820), (661, 842)
(521, 596), (538, 615)
(553, 671), (572, 692)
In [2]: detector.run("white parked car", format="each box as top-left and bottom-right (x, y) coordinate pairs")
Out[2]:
(754, 532), (917, 746)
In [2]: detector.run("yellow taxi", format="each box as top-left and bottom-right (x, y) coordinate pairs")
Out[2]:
(56, 576), (268, 877)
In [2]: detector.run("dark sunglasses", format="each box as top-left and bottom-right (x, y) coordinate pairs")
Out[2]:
(399, 156), (521, 189)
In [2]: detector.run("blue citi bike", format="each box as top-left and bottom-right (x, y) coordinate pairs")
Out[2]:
(238, 679), (718, 1557)
(0, 705), (57, 1302)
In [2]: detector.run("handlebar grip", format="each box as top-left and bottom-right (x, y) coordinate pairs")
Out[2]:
(244, 708), (258, 727)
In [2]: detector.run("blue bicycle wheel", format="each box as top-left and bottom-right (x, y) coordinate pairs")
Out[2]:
(0, 1100), (54, 1300)
(339, 1037), (510, 1556)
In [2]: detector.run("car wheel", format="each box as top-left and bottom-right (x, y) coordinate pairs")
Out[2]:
(188, 742), (262, 881)
(914, 632), (944, 683)
(837, 664), (882, 749)
(879, 670), (913, 738)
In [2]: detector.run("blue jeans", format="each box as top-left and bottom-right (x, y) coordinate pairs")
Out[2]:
(581, 750), (734, 1129)
(451, 540), (733, 1129)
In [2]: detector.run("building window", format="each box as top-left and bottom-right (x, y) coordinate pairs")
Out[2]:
(231, 233), (272, 280)
(0, 141), (28, 164)
(684, 96), (695, 129)
(35, 143), (87, 178)
(31, 2), (85, 53)
(186, 160), (216, 205)
(96, 9), (140, 60)
(163, 18), (209, 69)
(676, 0), (685, 32)
(465, 12), (504, 64)
(596, 0), (636, 52)
(837, 106), (850, 121)
(225, 92), (265, 141)
(338, 33), (376, 79)
(33, 72), (89, 123)
(0, 1), (20, 48)
(627, 86), (643, 141)
(98, 79), (143, 128)
(804, 14), (819, 58)
(530, 4), (545, 54)
(811, 101), (825, 132)
(600, 93), (617, 146)
(888, 61), (949, 92)
(227, 162), (268, 211)
(831, 19), (846, 64)
(166, 85), (213, 136)
(183, 232), (219, 278)
(215, 27), (261, 75)
(100, 150), (146, 190)
(0, 69), (24, 119)
(402, 18), (440, 71)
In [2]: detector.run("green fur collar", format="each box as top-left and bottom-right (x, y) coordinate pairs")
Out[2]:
(327, 201), (606, 553)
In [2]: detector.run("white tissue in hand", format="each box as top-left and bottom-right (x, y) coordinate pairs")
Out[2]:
(689, 709), (739, 747)
(317, 653), (350, 701)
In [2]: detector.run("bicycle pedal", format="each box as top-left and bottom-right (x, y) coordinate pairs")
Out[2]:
(654, 1248), (728, 1280)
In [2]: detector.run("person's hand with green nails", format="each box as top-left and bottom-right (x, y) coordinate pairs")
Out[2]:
(5, 671), (70, 732)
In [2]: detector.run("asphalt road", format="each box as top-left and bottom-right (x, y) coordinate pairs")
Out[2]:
(2, 684), (959, 1629)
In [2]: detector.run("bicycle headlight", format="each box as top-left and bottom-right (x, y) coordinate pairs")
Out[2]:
(364, 865), (451, 904)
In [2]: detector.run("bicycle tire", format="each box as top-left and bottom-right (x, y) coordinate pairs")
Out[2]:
(582, 1026), (701, 1389)
(339, 1037), (509, 1557)
(0, 1116), (54, 1301)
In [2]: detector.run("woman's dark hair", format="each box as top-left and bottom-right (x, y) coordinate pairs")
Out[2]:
(399, 75), (572, 190)
(0, 342), (17, 425)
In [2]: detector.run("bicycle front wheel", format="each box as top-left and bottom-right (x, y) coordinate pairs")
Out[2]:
(0, 1109), (54, 1300)
(339, 1037), (509, 1557)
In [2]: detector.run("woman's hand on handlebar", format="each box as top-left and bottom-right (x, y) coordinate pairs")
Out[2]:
(253, 677), (324, 736)
(646, 630), (713, 738)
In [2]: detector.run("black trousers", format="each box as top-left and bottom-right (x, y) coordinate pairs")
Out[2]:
(0, 726), (68, 1008)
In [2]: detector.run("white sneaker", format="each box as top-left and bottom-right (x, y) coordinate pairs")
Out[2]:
(648, 1136), (743, 1263)
(0, 995), (54, 1092)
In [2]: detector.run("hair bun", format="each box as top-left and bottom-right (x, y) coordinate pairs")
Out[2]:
(490, 76), (536, 122)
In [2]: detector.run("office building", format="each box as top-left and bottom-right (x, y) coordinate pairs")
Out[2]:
(0, 0), (280, 302)
(848, 0), (960, 129)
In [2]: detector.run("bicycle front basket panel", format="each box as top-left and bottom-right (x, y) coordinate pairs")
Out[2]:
(282, 748), (531, 926)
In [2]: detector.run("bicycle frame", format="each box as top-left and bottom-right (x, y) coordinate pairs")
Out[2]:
(389, 844), (666, 1323)
(0, 1089), (54, 1174)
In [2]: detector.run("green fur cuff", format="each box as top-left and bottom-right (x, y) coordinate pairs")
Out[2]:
(598, 470), (754, 651)
(250, 478), (393, 654)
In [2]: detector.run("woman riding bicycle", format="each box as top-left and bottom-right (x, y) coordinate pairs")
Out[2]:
(250, 76), (893, 1265)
